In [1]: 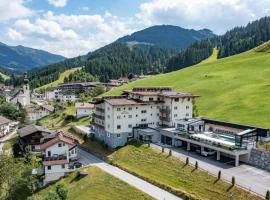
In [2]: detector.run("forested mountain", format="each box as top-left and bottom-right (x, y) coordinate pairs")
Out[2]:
(117, 25), (215, 50)
(0, 42), (65, 74)
(167, 16), (270, 70)
(27, 43), (174, 88)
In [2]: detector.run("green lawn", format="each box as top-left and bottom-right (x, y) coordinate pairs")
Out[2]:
(35, 67), (81, 92)
(2, 133), (19, 151)
(109, 143), (262, 200)
(106, 49), (270, 128)
(32, 166), (154, 200)
(38, 104), (91, 132)
(0, 71), (9, 80)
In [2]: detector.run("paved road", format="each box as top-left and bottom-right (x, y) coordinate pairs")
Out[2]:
(78, 148), (182, 200)
(151, 143), (269, 197)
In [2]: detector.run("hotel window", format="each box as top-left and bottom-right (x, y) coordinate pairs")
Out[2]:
(186, 113), (189, 117)
(136, 107), (138, 109)
(117, 134), (121, 138)
(128, 107), (132, 111)
(141, 110), (147, 114)
(107, 107), (110, 110)
(61, 164), (65, 169)
(107, 133), (110, 137)
(58, 143), (62, 147)
(117, 116), (121, 119)
(107, 115), (110, 119)
(157, 113), (159, 116)
(128, 115), (132, 118)
(128, 124), (132, 128)
(175, 98), (179, 102)
(107, 124), (110, 129)
(117, 108), (121, 111)
(117, 125), (121, 130)
(174, 114), (178, 117)
(174, 106), (178, 110)
(187, 98), (190, 101)
(149, 97), (153, 101)
(136, 114), (138, 117)
(186, 106), (190, 109)
(141, 119), (147, 122)
(48, 166), (51, 170)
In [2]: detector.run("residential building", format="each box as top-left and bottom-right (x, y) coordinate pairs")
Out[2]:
(6, 73), (30, 107)
(75, 102), (94, 118)
(18, 125), (53, 152)
(62, 91), (79, 102)
(40, 132), (78, 184)
(31, 92), (44, 102)
(92, 87), (198, 148)
(136, 117), (269, 166)
(25, 104), (55, 124)
(45, 88), (62, 102)
(58, 82), (103, 94)
(0, 116), (12, 137)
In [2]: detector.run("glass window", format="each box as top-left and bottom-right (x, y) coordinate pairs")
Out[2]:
(48, 166), (51, 170)
(61, 164), (65, 169)
(117, 134), (121, 138)
(117, 125), (121, 129)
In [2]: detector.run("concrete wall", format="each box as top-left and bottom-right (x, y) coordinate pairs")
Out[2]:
(249, 148), (270, 171)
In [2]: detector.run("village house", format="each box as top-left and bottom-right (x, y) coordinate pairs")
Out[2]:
(0, 116), (12, 137)
(40, 132), (78, 184)
(75, 102), (94, 118)
(92, 87), (198, 148)
(18, 125), (53, 152)
(25, 104), (55, 124)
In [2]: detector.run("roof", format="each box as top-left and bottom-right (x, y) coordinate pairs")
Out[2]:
(124, 90), (160, 96)
(0, 116), (11, 125)
(40, 132), (77, 150)
(75, 102), (94, 109)
(18, 125), (52, 138)
(159, 91), (199, 98)
(105, 98), (146, 106)
(9, 90), (23, 101)
(42, 104), (54, 112)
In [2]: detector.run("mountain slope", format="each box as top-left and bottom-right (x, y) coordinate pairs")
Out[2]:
(117, 25), (215, 50)
(0, 42), (65, 73)
(105, 48), (270, 128)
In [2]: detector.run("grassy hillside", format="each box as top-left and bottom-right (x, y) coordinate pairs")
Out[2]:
(106, 49), (270, 128)
(0, 72), (9, 80)
(32, 166), (154, 200)
(35, 67), (81, 91)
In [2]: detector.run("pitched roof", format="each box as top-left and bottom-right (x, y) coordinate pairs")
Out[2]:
(18, 125), (52, 138)
(75, 102), (94, 109)
(159, 91), (199, 98)
(42, 104), (55, 112)
(0, 116), (11, 125)
(105, 98), (146, 106)
(40, 132), (77, 150)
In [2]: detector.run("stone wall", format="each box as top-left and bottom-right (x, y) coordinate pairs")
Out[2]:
(249, 148), (270, 171)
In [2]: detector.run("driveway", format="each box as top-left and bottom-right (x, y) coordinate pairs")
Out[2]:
(151, 143), (269, 197)
(77, 148), (182, 200)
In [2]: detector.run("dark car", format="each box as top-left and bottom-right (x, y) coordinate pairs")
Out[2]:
(69, 162), (82, 169)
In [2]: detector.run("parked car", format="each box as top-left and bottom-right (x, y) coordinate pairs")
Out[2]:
(69, 162), (82, 169)
(201, 149), (216, 157)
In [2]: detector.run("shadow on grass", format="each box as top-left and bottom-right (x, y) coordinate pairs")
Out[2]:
(70, 171), (88, 183)
(226, 185), (234, 192)
(213, 178), (220, 184)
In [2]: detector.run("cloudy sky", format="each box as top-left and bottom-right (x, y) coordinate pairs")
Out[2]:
(0, 0), (270, 58)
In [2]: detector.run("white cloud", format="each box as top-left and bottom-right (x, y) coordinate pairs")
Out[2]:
(7, 28), (24, 41)
(137, 0), (270, 34)
(8, 11), (136, 57)
(0, 0), (32, 21)
(47, 0), (68, 8)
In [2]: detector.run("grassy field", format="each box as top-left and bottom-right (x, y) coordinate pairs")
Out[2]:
(35, 67), (81, 91)
(109, 143), (262, 200)
(32, 166), (154, 200)
(0, 72), (9, 80)
(38, 103), (91, 132)
(106, 49), (270, 128)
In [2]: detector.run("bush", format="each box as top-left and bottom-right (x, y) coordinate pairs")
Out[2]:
(43, 191), (60, 200)
(55, 183), (68, 200)
(218, 170), (221, 180)
(186, 157), (189, 165)
(232, 176), (235, 186)
(266, 190), (270, 200)
(195, 161), (198, 169)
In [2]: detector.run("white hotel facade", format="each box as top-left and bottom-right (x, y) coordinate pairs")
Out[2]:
(92, 87), (198, 148)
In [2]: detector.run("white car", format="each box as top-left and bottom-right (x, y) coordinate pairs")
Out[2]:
(201, 149), (216, 157)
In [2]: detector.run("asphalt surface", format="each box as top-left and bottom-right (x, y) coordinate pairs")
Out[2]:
(77, 148), (182, 200)
(151, 143), (270, 197)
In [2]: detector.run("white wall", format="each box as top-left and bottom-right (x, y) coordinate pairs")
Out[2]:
(76, 108), (93, 118)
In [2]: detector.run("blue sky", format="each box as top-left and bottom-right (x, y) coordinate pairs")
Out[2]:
(0, 0), (270, 57)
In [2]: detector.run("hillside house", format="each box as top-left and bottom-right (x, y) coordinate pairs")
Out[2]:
(0, 116), (12, 137)
(75, 102), (94, 118)
(25, 104), (55, 124)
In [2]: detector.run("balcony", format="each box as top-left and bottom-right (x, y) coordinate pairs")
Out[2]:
(43, 155), (69, 166)
(159, 108), (171, 114)
(159, 116), (171, 122)
(96, 107), (105, 113)
(93, 113), (105, 120)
